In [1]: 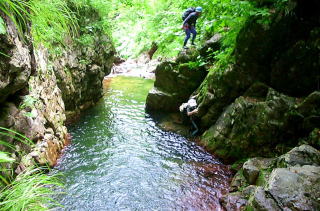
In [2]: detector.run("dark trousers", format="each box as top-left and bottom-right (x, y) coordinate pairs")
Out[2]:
(183, 27), (197, 46)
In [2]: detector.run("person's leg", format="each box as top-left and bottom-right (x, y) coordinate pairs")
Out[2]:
(183, 28), (191, 47)
(190, 118), (199, 136)
(190, 27), (197, 45)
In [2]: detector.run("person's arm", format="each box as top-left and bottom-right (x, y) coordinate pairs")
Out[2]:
(182, 13), (194, 26)
(187, 108), (198, 116)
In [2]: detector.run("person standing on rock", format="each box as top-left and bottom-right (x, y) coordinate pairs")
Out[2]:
(182, 6), (203, 49)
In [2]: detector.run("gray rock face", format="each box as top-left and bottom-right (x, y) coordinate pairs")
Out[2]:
(52, 6), (115, 116)
(220, 192), (248, 211)
(201, 87), (297, 161)
(0, 46), (68, 169)
(243, 158), (274, 185)
(276, 144), (320, 167)
(0, 5), (114, 169)
(196, 66), (253, 129)
(0, 16), (67, 169)
(267, 166), (320, 210)
(146, 58), (207, 112)
(248, 186), (281, 211)
(0, 15), (32, 103)
(225, 145), (320, 210)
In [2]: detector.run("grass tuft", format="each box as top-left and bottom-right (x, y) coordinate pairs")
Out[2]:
(0, 168), (63, 211)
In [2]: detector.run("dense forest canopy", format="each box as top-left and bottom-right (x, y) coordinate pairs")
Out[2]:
(0, 0), (291, 62)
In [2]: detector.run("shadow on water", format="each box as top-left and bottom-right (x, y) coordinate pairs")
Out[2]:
(52, 76), (231, 210)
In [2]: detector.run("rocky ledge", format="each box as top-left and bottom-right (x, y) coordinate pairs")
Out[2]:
(222, 144), (320, 210)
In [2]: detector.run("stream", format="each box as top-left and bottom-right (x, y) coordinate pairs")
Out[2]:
(53, 76), (231, 210)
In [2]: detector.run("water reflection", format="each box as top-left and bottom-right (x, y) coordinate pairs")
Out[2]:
(53, 76), (230, 210)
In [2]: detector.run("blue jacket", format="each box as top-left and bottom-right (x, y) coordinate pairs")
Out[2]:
(183, 12), (199, 27)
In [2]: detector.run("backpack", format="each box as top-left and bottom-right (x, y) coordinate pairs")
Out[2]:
(182, 7), (195, 21)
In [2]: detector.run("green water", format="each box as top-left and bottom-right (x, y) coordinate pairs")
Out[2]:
(53, 76), (230, 210)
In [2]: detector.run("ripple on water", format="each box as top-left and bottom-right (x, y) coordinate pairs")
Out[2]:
(53, 76), (231, 210)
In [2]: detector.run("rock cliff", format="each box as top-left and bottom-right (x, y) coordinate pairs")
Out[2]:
(0, 5), (114, 173)
(52, 5), (115, 119)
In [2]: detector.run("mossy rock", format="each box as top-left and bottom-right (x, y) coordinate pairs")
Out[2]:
(201, 88), (297, 161)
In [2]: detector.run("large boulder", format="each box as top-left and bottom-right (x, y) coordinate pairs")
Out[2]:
(265, 166), (320, 210)
(146, 58), (207, 112)
(247, 186), (281, 211)
(201, 88), (297, 161)
(276, 144), (320, 167)
(243, 157), (274, 185)
(196, 67), (253, 129)
(199, 34), (222, 58)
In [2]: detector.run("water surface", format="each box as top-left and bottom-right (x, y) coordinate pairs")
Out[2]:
(54, 76), (230, 210)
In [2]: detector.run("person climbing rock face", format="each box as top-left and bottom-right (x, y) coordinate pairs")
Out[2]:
(182, 6), (203, 49)
(179, 97), (199, 136)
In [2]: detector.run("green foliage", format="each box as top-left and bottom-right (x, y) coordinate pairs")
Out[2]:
(19, 94), (38, 118)
(0, 128), (62, 210)
(0, 127), (34, 184)
(0, 127), (34, 147)
(0, 168), (63, 211)
(0, 152), (14, 164)
(20, 95), (37, 110)
(30, 0), (79, 48)
(187, 55), (207, 69)
(0, 0), (79, 50)
(0, 16), (6, 34)
(0, 0), (30, 38)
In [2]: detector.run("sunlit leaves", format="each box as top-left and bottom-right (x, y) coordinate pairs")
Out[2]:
(0, 152), (14, 163)
(30, 0), (79, 48)
(0, 16), (6, 34)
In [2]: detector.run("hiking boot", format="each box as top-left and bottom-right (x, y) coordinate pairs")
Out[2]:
(191, 43), (195, 46)
(183, 46), (189, 49)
